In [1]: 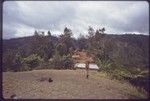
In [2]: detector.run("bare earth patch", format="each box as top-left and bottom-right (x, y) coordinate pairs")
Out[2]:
(2, 69), (147, 99)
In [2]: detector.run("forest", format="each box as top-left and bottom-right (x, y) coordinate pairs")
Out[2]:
(2, 27), (149, 93)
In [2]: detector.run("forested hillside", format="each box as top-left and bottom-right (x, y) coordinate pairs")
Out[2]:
(3, 27), (149, 70)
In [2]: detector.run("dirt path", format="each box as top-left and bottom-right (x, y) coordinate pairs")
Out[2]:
(2, 69), (146, 99)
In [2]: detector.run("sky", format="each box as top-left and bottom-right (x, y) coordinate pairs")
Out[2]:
(3, 1), (149, 39)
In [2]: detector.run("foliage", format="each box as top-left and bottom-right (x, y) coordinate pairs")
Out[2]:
(56, 43), (68, 56)
(88, 26), (95, 37)
(96, 58), (133, 80)
(96, 59), (112, 71)
(77, 34), (88, 50)
(23, 54), (43, 70)
(3, 49), (16, 71)
(50, 51), (74, 69)
(47, 31), (51, 36)
(58, 27), (75, 55)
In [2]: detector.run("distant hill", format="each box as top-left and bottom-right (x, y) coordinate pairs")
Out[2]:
(3, 35), (58, 52)
(100, 34), (149, 68)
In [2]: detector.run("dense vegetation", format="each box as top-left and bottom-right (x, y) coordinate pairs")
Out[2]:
(3, 27), (149, 93)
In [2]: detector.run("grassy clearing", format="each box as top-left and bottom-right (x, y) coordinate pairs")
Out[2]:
(3, 69), (149, 99)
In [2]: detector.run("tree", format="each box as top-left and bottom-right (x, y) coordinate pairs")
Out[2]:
(3, 50), (16, 71)
(43, 39), (54, 61)
(95, 27), (106, 39)
(87, 26), (95, 52)
(78, 34), (88, 50)
(56, 43), (67, 56)
(13, 53), (23, 71)
(41, 31), (45, 36)
(64, 27), (72, 37)
(48, 31), (51, 36)
(34, 30), (38, 36)
(88, 26), (95, 37)
(101, 27), (105, 33)
(95, 29), (101, 38)
(87, 27), (107, 60)
(30, 30), (55, 62)
(57, 27), (75, 55)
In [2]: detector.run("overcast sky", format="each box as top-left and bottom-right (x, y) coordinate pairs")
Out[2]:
(3, 1), (149, 39)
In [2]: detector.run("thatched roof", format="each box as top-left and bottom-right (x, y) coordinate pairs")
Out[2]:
(72, 51), (94, 63)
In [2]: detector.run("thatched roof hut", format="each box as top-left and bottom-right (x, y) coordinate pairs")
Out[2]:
(72, 51), (94, 63)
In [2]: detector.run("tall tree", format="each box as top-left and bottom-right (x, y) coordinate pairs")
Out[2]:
(57, 27), (75, 56)
(34, 30), (38, 36)
(64, 27), (72, 37)
(41, 31), (45, 36)
(88, 26), (95, 38)
(47, 31), (51, 36)
(78, 34), (88, 50)
(87, 26), (95, 53)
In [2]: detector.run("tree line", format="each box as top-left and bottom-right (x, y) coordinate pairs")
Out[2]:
(3, 26), (149, 71)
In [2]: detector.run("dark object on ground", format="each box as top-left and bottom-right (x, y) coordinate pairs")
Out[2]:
(10, 94), (17, 99)
(49, 78), (53, 82)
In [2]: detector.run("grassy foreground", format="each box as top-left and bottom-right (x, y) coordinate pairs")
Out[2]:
(3, 69), (148, 99)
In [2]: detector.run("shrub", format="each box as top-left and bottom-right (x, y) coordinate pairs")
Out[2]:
(96, 58), (113, 72)
(23, 54), (43, 70)
(12, 53), (24, 72)
(62, 55), (74, 69)
(96, 58), (132, 80)
(110, 66), (132, 80)
(3, 50), (16, 72)
(50, 54), (74, 69)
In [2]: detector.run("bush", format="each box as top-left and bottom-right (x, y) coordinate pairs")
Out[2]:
(96, 58), (113, 72)
(50, 54), (74, 69)
(110, 66), (132, 80)
(62, 55), (74, 69)
(96, 58), (132, 80)
(23, 54), (43, 70)
(12, 53), (24, 72)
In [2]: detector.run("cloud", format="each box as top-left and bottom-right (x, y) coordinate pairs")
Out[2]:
(3, 1), (149, 39)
